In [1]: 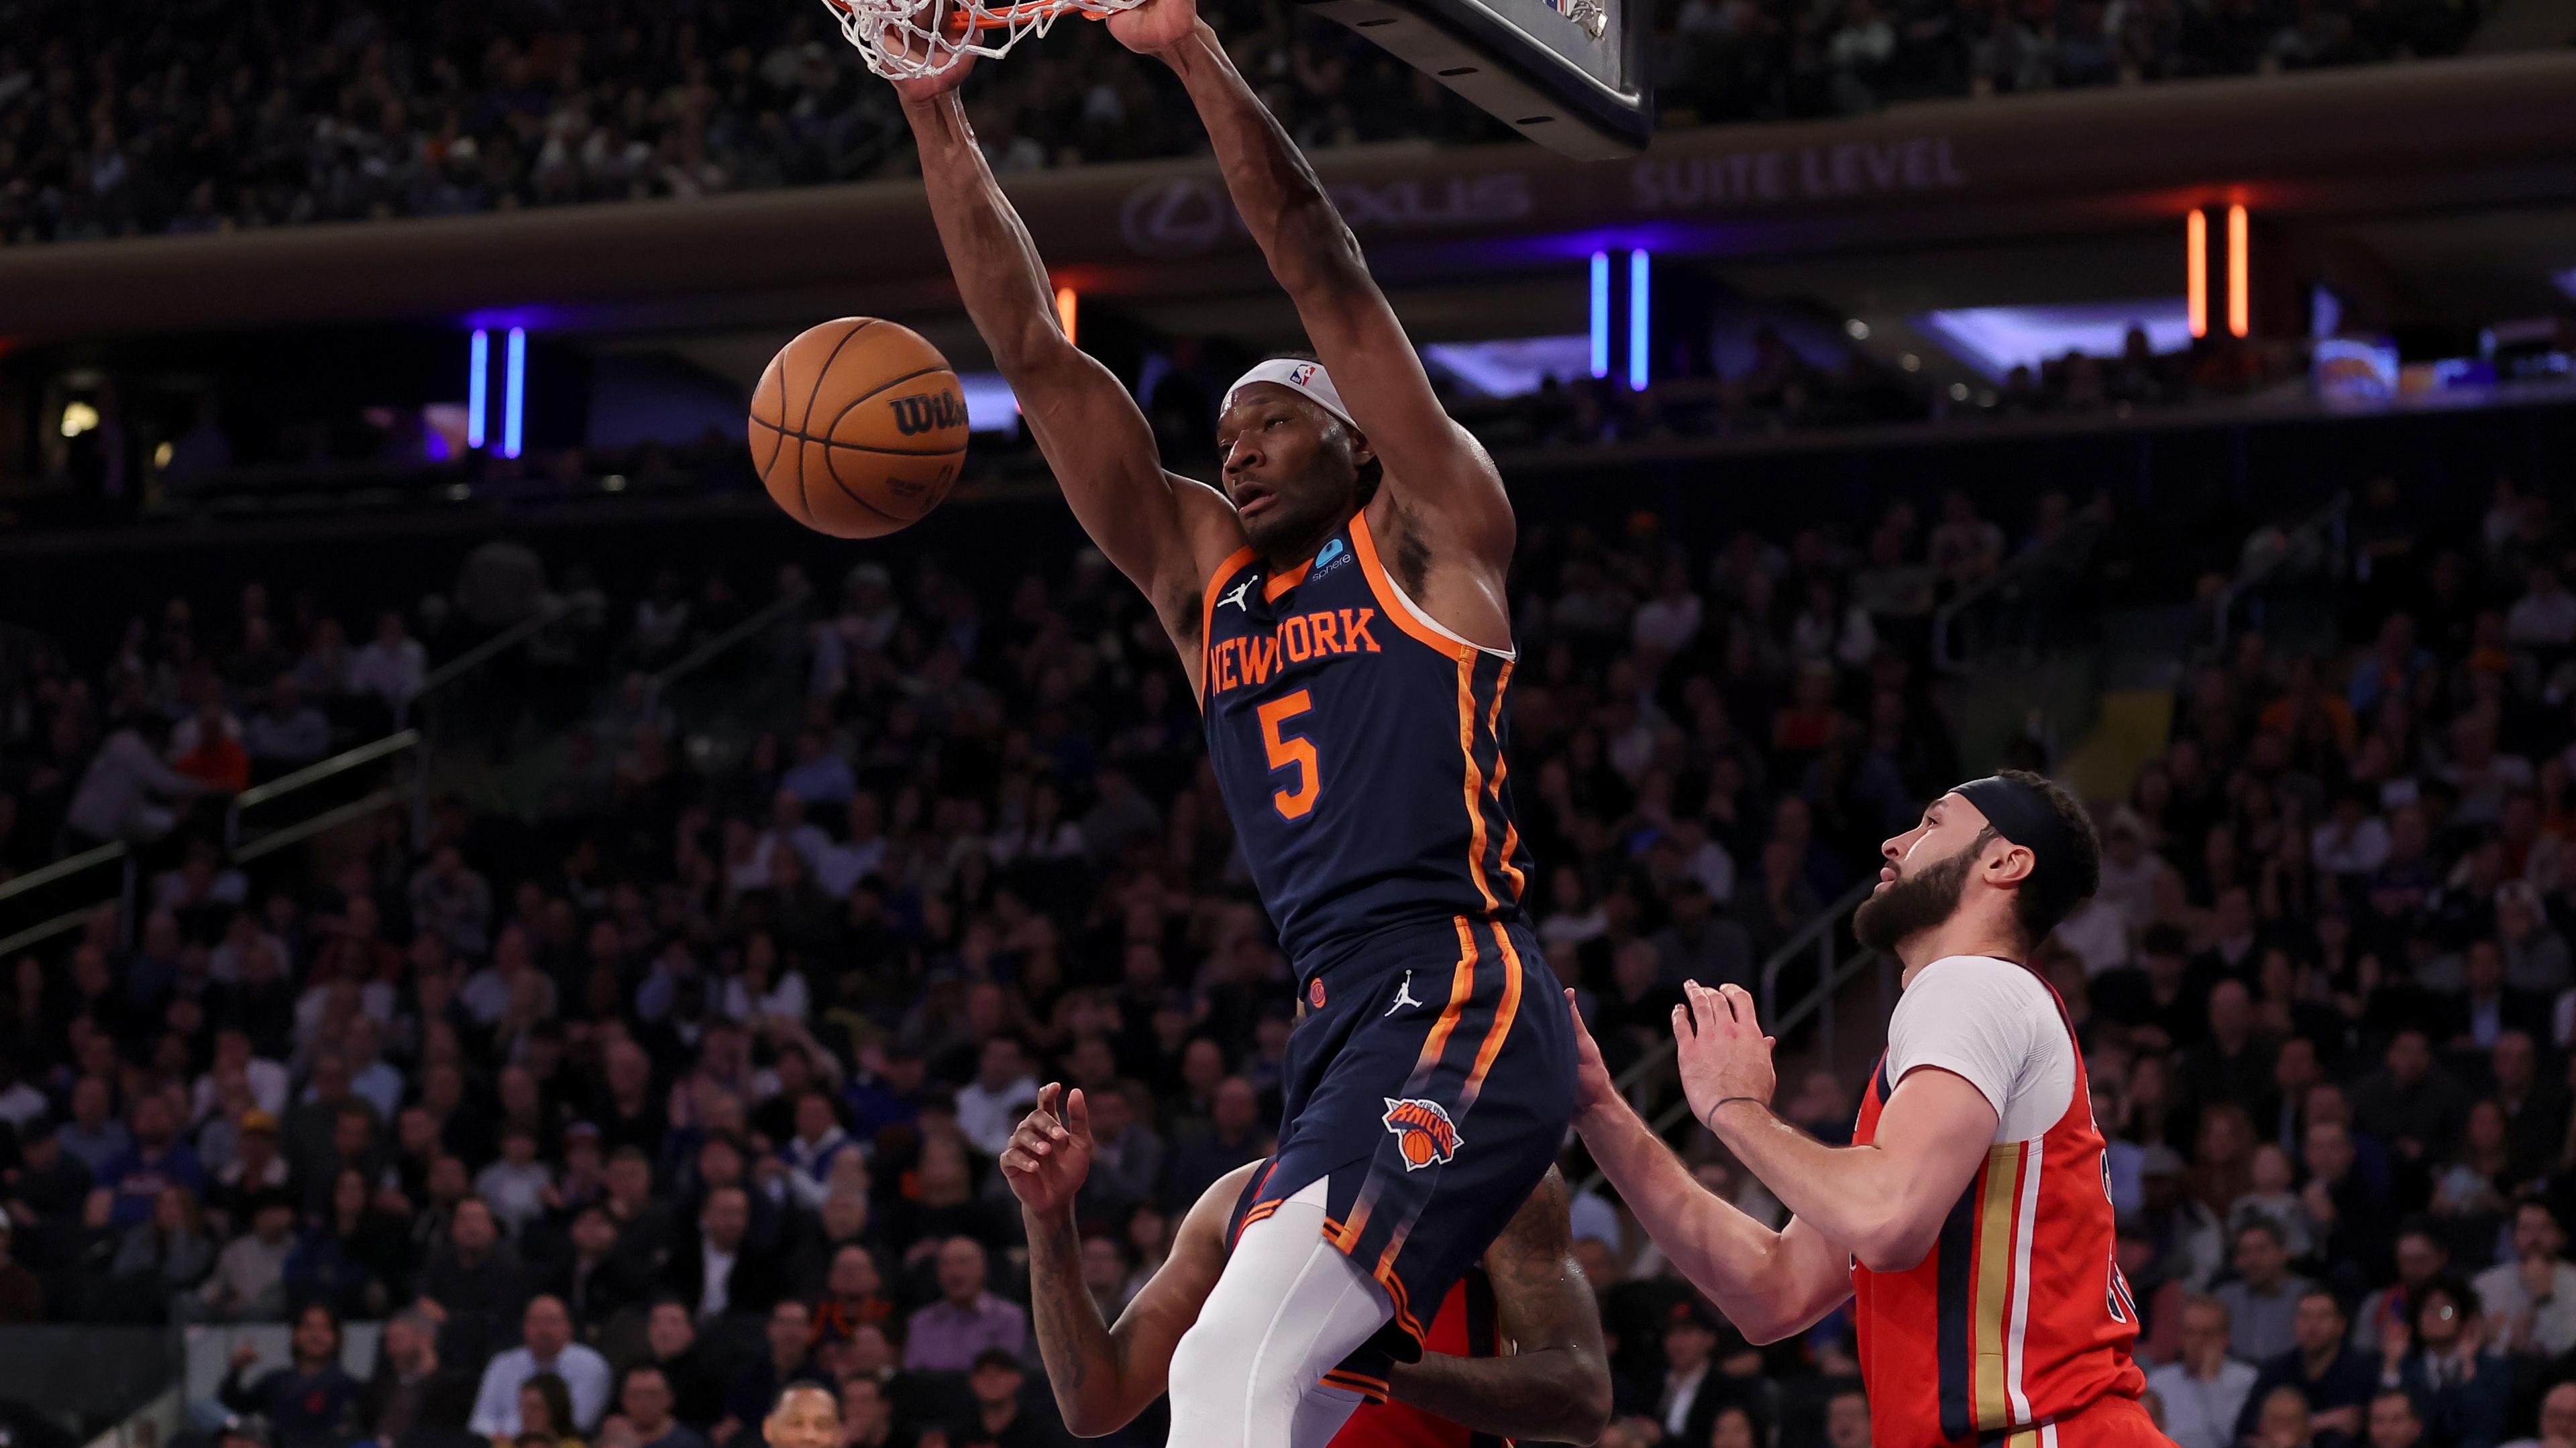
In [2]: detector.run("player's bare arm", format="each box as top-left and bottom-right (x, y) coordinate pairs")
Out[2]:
(894, 68), (1244, 687)
(1564, 991), (1854, 1344)
(1673, 980), (2000, 1272)
(1115, 1), (1513, 648)
(999, 1083), (1233, 1435)
(1376, 1166), (1613, 1443)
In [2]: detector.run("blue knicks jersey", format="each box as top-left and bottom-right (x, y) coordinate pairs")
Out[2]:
(1198, 510), (1531, 968)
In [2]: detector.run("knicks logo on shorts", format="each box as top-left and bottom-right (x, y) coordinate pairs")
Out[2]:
(1382, 1097), (1462, 1170)
(1309, 979), (1328, 1009)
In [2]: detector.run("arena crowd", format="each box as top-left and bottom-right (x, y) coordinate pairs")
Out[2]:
(0, 0), (2484, 244)
(0, 475), (2571, 1448)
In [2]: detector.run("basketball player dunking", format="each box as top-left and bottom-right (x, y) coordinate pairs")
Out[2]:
(1572, 770), (2174, 1448)
(886, 2), (1573, 1445)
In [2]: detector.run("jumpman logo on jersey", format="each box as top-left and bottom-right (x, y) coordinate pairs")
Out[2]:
(1384, 969), (1425, 1017)
(1218, 576), (1257, 612)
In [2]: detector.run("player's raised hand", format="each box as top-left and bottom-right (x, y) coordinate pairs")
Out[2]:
(1672, 981), (1776, 1132)
(1106, 0), (1200, 56)
(998, 1082), (1094, 1217)
(1563, 988), (1622, 1124)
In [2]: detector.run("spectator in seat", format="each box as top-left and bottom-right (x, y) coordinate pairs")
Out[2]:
(244, 675), (331, 777)
(810, 1244), (894, 1355)
(2355, 1225), (2449, 1357)
(2474, 1199), (2576, 1356)
(902, 1236), (1027, 1373)
(1161, 1076), (1267, 1207)
(955, 1347), (1050, 1448)
(779, 1093), (857, 1213)
(64, 713), (211, 844)
(2252, 1388), (2315, 1448)
(220, 1302), (365, 1448)
(99, 1093), (205, 1227)
(2302, 1118), (2395, 1290)
(417, 1197), (531, 1372)
(2236, 1289), (2373, 1448)
(173, 690), (252, 793)
(509, 1373), (582, 1448)
(2218, 1220), (2314, 1364)
(411, 846), (496, 958)
(2489, 1032), (2567, 1184)
(953, 1039), (1040, 1161)
(759, 1385), (837, 1448)
(352, 612), (428, 710)
(56, 1076), (131, 1177)
(639, 1301), (726, 1432)
(836, 1379), (897, 1448)
(669, 1184), (780, 1323)
(196, 1190), (298, 1322)
(2510, 1382), (2576, 1448)
(2349, 1029), (2471, 1168)
(359, 1306), (478, 1448)
(2363, 1390), (2424, 1448)
(720, 1299), (822, 1441)
(611, 1367), (710, 1448)
(2178, 982), (2279, 1144)
(468, 1295), (612, 1439)
(547, 1205), (640, 1331)
(2385, 1281), (2510, 1448)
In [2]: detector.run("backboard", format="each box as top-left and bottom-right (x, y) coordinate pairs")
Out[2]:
(1299, 0), (1652, 159)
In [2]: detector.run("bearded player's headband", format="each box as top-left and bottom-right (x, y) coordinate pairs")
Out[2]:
(1950, 774), (2094, 922)
(1224, 359), (1357, 432)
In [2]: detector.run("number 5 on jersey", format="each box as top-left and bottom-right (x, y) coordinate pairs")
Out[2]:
(1256, 689), (1321, 820)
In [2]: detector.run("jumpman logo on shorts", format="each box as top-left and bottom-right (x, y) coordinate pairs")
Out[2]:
(1385, 969), (1425, 1017)
(1218, 577), (1257, 612)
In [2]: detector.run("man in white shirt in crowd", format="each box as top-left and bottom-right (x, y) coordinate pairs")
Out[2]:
(2509, 567), (2576, 649)
(243, 675), (331, 775)
(468, 1295), (612, 1437)
(953, 1038), (1039, 1160)
(2477, 1199), (2576, 1357)
(352, 611), (427, 708)
(2147, 1294), (2260, 1448)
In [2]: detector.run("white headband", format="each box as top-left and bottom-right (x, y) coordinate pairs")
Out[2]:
(1222, 359), (1356, 431)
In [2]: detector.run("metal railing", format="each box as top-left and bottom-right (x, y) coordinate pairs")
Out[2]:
(2206, 490), (2351, 651)
(1931, 497), (2114, 672)
(0, 609), (561, 954)
(398, 601), (567, 728)
(224, 729), (420, 860)
(1582, 877), (1885, 1196)
(649, 583), (810, 692)
(0, 840), (136, 956)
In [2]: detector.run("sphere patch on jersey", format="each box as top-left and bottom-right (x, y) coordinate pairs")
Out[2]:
(1381, 1097), (1462, 1170)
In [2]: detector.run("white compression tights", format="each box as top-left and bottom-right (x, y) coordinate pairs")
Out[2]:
(1166, 1176), (1395, 1448)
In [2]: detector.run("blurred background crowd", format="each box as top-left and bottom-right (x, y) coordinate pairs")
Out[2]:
(0, 463), (2572, 1448)
(0, 0), (2487, 243)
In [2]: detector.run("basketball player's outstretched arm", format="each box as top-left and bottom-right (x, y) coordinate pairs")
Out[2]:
(1672, 981), (2002, 1272)
(1372, 1168), (1614, 1443)
(1120, 4), (1515, 570)
(895, 76), (1244, 669)
(1566, 992), (1856, 1344)
(998, 1084), (1232, 1435)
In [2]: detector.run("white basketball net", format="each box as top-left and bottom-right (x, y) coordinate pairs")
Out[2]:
(819, 0), (1146, 78)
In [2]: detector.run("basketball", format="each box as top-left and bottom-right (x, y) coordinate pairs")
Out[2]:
(749, 317), (968, 539)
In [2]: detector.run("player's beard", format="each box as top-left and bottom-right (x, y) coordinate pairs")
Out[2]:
(1851, 834), (1982, 953)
